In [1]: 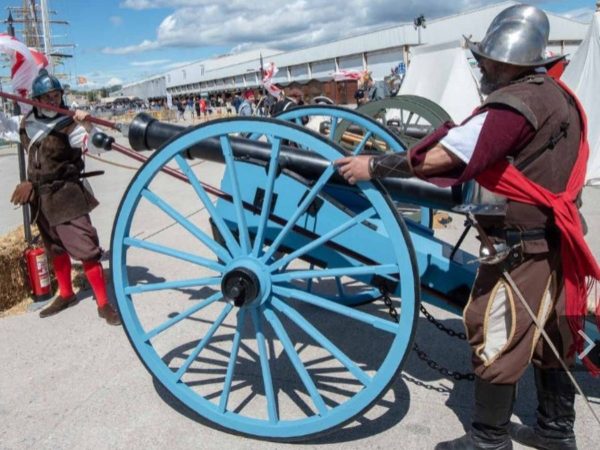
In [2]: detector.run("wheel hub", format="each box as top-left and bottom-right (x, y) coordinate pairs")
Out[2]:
(221, 267), (260, 307)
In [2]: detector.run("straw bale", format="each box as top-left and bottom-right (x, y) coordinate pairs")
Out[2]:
(0, 225), (90, 315)
(0, 225), (38, 312)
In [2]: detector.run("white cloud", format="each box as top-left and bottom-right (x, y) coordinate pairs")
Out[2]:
(103, 39), (161, 55)
(131, 59), (171, 66)
(107, 77), (124, 86)
(120, 0), (208, 9)
(112, 0), (553, 55)
(110, 15), (124, 26)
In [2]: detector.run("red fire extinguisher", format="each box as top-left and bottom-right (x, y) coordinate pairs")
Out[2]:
(24, 247), (52, 301)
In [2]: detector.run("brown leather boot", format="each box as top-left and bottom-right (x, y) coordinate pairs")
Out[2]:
(97, 304), (122, 326)
(39, 294), (78, 318)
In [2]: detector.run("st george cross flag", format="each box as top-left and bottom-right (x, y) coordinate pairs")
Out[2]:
(0, 34), (49, 112)
(0, 34), (49, 95)
(261, 61), (282, 97)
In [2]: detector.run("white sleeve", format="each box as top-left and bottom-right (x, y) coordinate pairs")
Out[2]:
(0, 112), (23, 143)
(439, 112), (488, 164)
(68, 124), (106, 155)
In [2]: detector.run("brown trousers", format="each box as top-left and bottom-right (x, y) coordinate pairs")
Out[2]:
(36, 211), (102, 262)
(463, 244), (574, 384)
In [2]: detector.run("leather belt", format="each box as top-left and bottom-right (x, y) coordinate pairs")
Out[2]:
(486, 228), (549, 243)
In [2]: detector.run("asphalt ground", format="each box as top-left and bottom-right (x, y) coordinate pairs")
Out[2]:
(1, 118), (599, 449)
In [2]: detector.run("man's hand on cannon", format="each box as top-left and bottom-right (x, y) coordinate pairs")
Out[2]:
(334, 155), (372, 185)
(335, 152), (414, 185)
(10, 181), (34, 205)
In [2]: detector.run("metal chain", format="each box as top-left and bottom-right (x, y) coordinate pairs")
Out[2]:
(419, 304), (467, 340)
(380, 288), (475, 382)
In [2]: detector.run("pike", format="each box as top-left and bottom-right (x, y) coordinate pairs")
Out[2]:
(0, 90), (188, 182)
(0, 90), (123, 131)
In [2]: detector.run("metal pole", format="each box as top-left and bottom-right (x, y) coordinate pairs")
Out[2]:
(14, 100), (33, 245)
(40, 0), (53, 71)
(7, 11), (33, 245)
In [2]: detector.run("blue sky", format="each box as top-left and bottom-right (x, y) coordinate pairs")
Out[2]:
(0, 0), (596, 90)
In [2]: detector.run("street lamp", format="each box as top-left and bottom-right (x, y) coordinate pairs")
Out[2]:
(413, 14), (427, 45)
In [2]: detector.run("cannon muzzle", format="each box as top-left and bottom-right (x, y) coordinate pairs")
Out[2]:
(128, 113), (463, 211)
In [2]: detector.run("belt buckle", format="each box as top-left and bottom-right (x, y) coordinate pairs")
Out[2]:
(504, 229), (522, 247)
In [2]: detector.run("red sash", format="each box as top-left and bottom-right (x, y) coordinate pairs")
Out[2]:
(475, 79), (600, 375)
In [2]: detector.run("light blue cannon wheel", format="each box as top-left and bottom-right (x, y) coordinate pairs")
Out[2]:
(111, 117), (419, 440)
(274, 104), (433, 229)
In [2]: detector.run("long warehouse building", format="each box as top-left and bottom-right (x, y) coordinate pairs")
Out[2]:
(121, 1), (588, 104)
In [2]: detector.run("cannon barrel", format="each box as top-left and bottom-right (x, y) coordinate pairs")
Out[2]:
(128, 113), (462, 211)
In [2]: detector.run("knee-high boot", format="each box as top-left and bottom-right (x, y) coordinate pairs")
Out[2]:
(435, 377), (515, 449)
(509, 367), (577, 449)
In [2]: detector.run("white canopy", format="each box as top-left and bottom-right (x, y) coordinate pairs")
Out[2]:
(399, 41), (482, 124)
(562, 9), (600, 186)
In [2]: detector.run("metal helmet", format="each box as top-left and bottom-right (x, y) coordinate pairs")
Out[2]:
(31, 69), (63, 98)
(467, 5), (562, 67)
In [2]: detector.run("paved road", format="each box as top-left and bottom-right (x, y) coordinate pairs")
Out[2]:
(1, 123), (599, 449)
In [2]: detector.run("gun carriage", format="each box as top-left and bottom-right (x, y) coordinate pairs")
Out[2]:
(111, 101), (488, 440)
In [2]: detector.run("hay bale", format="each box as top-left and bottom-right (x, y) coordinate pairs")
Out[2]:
(0, 225), (91, 314)
(0, 225), (37, 312)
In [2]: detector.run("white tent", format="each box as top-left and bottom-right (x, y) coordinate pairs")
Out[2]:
(562, 3), (600, 186)
(399, 40), (482, 124)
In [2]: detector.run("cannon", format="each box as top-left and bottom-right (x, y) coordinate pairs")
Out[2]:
(112, 105), (484, 440)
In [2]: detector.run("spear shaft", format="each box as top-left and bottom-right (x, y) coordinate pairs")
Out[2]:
(0, 90), (121, 131)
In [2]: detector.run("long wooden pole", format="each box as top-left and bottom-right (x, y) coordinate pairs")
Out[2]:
(0, 91), (121, 130)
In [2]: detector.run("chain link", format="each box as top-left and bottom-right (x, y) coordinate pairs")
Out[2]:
(419, 304), (467, 340)
(380, 288), (475, 382)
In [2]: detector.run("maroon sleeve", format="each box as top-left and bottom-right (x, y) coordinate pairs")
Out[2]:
(456, 105), (535, 183)
(412, 106), (536, 187)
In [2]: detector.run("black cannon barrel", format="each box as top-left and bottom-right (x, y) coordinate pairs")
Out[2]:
(128, 113), (462, 211)
(343, 122), (430, 140)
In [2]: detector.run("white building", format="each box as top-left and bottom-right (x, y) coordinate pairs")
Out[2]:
(122, 1), (588, 101)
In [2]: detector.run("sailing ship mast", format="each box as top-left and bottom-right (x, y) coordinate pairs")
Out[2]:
(5, 0), (73, 76)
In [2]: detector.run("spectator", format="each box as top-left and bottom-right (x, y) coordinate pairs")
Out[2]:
(200, 98), (207, 119)
(238, 91), (255, 116)
(194, 97), (201, 117)
(272, 88), (305, 116)
(176, 100), (185, 121)
(232, 93), (242, 114)
(356, 72), (386, 106)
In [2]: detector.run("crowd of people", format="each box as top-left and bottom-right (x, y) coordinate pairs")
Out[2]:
(167, 88), (309, 122)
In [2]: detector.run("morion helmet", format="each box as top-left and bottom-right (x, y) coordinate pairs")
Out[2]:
(31, 69), (63, 98)
(466, 5), (563, 67)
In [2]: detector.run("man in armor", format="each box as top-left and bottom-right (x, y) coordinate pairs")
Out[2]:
(336, 5), (594, 449)
(8, 69), (121, 326)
